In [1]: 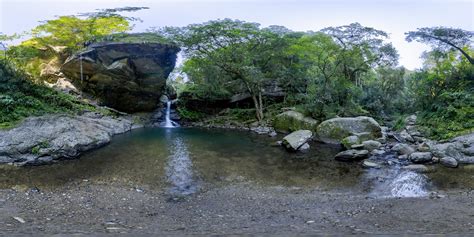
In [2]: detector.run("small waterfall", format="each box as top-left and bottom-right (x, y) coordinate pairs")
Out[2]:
(162, 100), (179, 128)
(368, 167), (430, 198)
(388, 171), (429, 198)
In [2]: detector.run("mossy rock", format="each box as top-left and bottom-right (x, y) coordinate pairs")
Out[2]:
(272, 111), (319, 133)
(316, 116), (382, 144)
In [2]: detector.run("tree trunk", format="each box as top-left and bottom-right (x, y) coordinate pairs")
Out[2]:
(251, 93), (264, 122)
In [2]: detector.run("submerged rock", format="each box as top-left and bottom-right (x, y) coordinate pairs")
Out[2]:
(0, 113), (133, 165)
(282, 130), (313, 151)
(316, 116), (382, 144)
(334, 149), (369, 161)
(61, 42), (179, 112)
(272, 111), (319, 133)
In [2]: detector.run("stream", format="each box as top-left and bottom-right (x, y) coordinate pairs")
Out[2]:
(1, 127), (473, 197)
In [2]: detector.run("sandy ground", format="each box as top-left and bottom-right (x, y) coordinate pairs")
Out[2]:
(1, 181), (473, 235)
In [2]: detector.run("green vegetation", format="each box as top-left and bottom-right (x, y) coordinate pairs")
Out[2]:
(0, 58), (95, 128)
(161, 20), (472, 139)
(1, 12), (472, 140)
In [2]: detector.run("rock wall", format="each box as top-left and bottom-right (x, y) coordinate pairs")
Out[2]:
(61, 42), (180, 112)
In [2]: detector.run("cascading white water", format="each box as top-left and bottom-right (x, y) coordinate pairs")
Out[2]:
(389, 171), (429, 198)
(162, 100), (179, 128)
(164, 101), (174, 127)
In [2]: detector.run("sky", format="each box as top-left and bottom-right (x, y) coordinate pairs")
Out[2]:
(0, 0), (473, 69)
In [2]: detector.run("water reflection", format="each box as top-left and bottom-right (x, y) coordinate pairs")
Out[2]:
(164, 129), (198, 196)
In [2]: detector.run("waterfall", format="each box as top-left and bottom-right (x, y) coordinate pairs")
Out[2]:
(162, 100), (179, 128)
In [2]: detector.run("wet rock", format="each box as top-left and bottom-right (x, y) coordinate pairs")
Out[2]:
(417, 142), (431, 152)
(272, 111), (319, 133)
(362, 160), (382, 169)
(398, 155), (408, 160)
(362, 140), (382, 152)
(282, 130), (313, 151)
(391, 143), (415, 155)
(440, 156), (458, 168)
(351, 144), (366, 150)
(250, 126), (275, 135)
(342, 135), (360, 150)
(316, 116), (382, 144)
(371, 149), (386, 156)
(299, 143), (310, 153)
(399, 130), (415, 143)
(0, 113), (133, 165)
(335, 149), (369, 161)
(268, 131), (277, 137)
(409, 152), (433, 164)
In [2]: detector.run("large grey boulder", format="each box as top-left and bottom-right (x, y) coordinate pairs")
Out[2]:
(0, 113), (132, 165)
(61, 42), (180, 112)
(316, 116), (382, 144)
(272, 111), (319, 133)
(282, 130), (313, 151)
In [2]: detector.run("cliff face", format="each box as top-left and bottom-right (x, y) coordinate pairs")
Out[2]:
(61, 42), (180, 112)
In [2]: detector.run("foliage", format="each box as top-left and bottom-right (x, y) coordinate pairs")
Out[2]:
(160, 19), (293, 121)
(406, 27), (474, 64)
(407, 48), (474, 139)
(0, 59), (94, 128)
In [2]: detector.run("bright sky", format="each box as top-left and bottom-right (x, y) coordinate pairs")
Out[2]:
(0, 0), (473, 69)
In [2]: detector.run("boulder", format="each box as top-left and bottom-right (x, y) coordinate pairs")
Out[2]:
(61, 42), (180, 112)
(272, 111), (319, 133)
(440, 156), (458, 168)
(282, 130), (313, 151)
(316, 116), (382, 144)
(0, 113), (133, 165)
(334, 149), (369, 161)
(362, 140), (382, 151)
(409, 152), (433, 164)
(391, 143), (416, 155)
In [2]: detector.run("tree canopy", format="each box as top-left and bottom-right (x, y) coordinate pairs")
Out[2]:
(406, 27), (474, 64)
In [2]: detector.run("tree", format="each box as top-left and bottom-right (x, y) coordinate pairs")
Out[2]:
(161, 19), (291, 122)
(0, 33), (20, 59)
(322, 23), (399, 86)
(406, 27), (474, 64)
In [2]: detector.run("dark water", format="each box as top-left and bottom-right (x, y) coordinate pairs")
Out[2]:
(1, 128), (473, 195)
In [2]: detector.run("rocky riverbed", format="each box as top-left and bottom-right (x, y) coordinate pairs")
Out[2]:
(1, 182), (473, 235)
